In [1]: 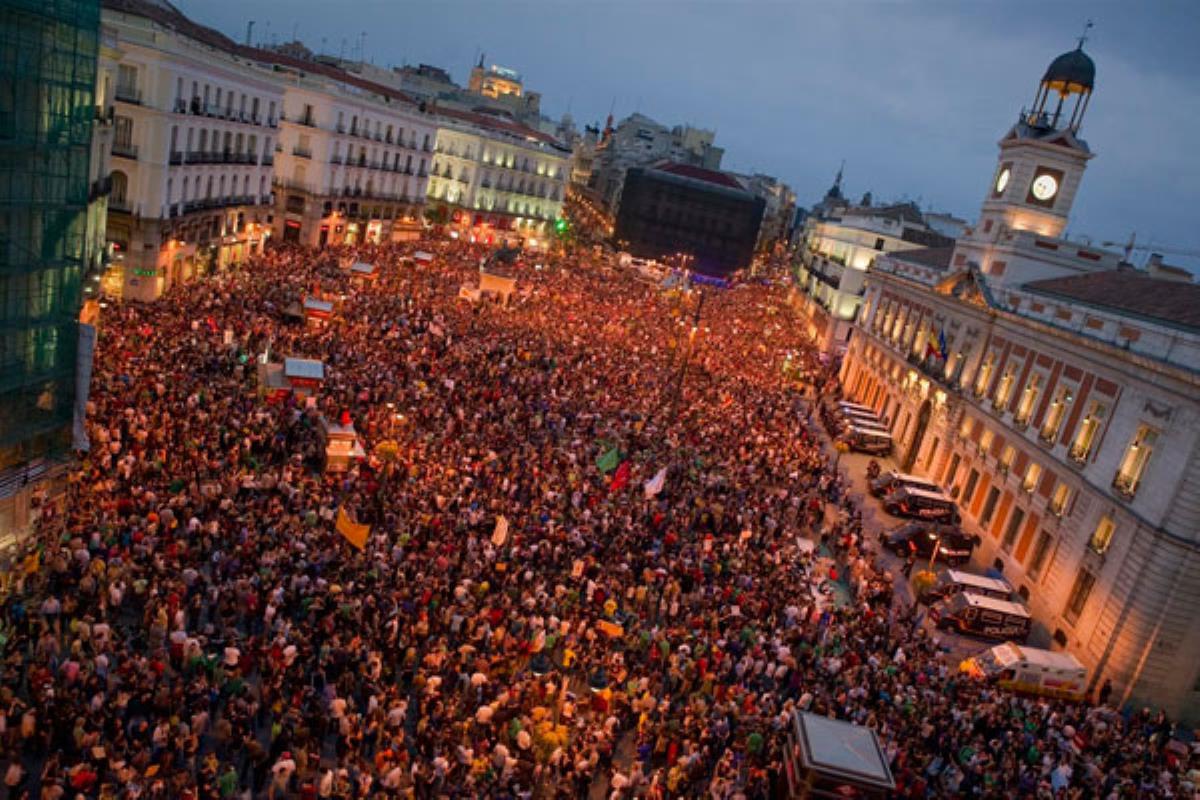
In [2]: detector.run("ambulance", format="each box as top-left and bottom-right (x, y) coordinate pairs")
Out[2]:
(959, 642), (1087, 701)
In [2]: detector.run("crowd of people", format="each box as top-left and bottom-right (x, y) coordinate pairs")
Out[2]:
(1, 234), (1196, 799)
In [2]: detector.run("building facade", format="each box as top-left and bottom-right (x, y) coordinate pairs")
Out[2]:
(839, 45), (1200, 722)
(425, 108), (570, 246)
(100, 0), (281, 301)
(793, 201), (952, 354)
(613, 163), (765, 277)
(0, 0), (100, 546)
(269, 67), (435, 248)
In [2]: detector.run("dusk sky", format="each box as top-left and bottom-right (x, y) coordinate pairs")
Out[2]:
(182, 0), (1200, 268)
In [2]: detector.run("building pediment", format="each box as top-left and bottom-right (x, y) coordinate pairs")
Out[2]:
(934, 266), (997, 309)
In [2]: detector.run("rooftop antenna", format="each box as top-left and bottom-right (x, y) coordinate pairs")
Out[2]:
(1077, 19), (1093, 49)
(244, 20), (255, 46)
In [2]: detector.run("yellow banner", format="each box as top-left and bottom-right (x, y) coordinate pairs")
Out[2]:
(336, 507), (370, 550)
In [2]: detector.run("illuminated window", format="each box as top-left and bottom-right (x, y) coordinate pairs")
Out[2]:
(993, 367), (1017, 411)
(1063, 569), (1095, 624)
(1023, 462), (1042, 493)
(1069, 402), (1107, 464)
(959, 416), (973, 439)
(1088, 514), (1116, 555)
(1040, 386), (1073, 444)
(1049, 482), (1072, 517)
(979, 428), (995, 454)
(1113, 426), (1157, 498)
(974, 352), (995, 397)
(1015, 373), (1042, 426)
(999, 444), (1016, 474)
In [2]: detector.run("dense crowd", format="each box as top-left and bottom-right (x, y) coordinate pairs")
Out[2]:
(1, 236), (1196, 799)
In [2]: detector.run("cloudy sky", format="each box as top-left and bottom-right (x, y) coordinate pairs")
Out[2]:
(183, 0), (1200, 267)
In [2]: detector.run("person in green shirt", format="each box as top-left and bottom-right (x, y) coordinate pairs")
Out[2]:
(217, 764), (239, 797)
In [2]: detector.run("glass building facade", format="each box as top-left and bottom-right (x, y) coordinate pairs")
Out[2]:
(0, 0), (99, 476)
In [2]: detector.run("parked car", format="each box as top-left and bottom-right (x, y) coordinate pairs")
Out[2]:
(882, 522), (980, 565)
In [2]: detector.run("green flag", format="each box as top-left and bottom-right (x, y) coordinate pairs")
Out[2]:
(596, 446), (620, 473)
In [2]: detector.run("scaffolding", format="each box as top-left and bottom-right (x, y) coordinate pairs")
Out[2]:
(0, 0), (100, 472)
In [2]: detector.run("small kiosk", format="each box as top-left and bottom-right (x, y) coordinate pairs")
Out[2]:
(349, 261), (378, 283)
(320, 415), (367, 473)
(257, 357), (326, 403)
(303, 297), (335, 329)
(784, 713), (895, 799)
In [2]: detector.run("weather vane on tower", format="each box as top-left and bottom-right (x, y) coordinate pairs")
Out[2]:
(1077, 20), (1093, 49)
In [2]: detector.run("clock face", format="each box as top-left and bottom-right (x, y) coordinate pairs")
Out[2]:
(995, 168), (1010, 194)
(1031, 174), (1059, 201)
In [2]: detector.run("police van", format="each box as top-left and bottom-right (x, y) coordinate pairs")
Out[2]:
(882, 486), (960, 524)
(840, 424), (893, 455)
(929, 592), (1032, 641)
(919, 569), (1013, 604)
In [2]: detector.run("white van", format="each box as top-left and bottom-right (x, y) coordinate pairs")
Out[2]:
(920, 569), (1013, 603)
(960, 643), (1087, 701)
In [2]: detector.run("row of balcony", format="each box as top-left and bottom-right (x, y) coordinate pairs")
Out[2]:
(172, 97), (278, 128)
(871, 325), (1147, 504)
(172, 194), (270, 216)
(329, 121), (432, 151)
(168, 150), (269, 166)
(328, 154), (426, 176)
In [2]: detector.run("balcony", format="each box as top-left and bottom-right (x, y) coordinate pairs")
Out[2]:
(114, 85), (141, 105)
(109, 198), (130, 213)
(292, 146), (312, 159)
(262, 154), (274, 166)
(111, 142), (138, 160)
(173, 98), (188, 114)
(1067, 442), (1091, 467)
(330, 154), (343, 165)
(94, 105), (114, 125)
(1111, 473), (1140, 500)
(268, 116), (278, 128)
(169, 150), (183, 165)
(298, 115), (317, 128)
(168, 203), (179, 218)
(336, 123), (346, 134)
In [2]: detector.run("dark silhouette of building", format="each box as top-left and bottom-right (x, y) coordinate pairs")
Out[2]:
(613, 162), (764, 276)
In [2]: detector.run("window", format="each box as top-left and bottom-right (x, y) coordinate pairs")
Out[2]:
(1028, 531), (1053, 579)
(974, 352), (995, 397)
(1113, 426), (1157, 498)
(1069, 402), (1107, 463)
(1041, 386), (1073, 444)
(993, 366), (1017, 411)
(1015, 373), (1042, 426)
(1023, 462), (1041, 493)
(1063, 569), (1096, 624)
(1049, 481), (1071, 517)
(117, 64), (138, 95)
(944, 453), (962, 492)
(1088, 514), (1116, 555)
(114, 115), (133, 148)
(999, 444), (1016, 473)
(962, 469), (980, 509)
(980, 428), (995, 454)
(980, 487), (1001, 527)
(1002, 507), (1025, 551)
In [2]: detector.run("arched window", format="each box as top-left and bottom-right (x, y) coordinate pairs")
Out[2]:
(110, 170), (128, 204)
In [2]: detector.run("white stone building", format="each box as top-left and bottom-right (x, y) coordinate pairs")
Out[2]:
(793, 201), (953, 354)
(425, 107), (571, 247)
(837, 44), (1200, 722)
(264, 53), (436, 248)
(101, 0), (282, 301)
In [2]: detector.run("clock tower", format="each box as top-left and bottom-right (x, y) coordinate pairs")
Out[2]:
(977, 43), (1096, 239)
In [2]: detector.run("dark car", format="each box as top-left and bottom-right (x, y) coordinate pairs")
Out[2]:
(882, 522), (981, 566)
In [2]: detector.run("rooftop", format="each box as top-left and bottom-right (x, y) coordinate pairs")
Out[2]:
(890, 245), (956, 271)
(433, 105), (566, 150)
(650, 161), (745, 191)
(1023, 271), (1200, 333)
